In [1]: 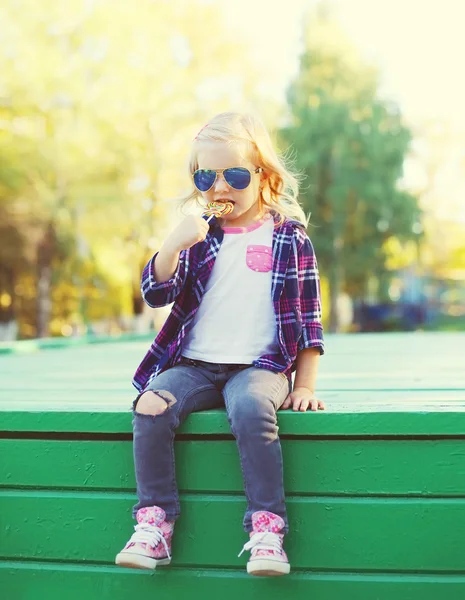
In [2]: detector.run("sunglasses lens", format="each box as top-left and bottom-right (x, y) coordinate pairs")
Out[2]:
(224, 168), (251, 190)
(193, 170), (216, 191)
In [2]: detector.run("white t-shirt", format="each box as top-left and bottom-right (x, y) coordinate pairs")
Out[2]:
(182, 214), (279, 363)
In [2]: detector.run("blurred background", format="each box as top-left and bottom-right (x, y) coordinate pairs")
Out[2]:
(1, 0), (464, 342)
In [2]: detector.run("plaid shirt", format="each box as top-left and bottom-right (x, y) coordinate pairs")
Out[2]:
(133, 212), (324, 391)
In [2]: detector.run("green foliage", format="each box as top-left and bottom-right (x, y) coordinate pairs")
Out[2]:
(0, 0), (258, 337)
(281, 11), (422, 329)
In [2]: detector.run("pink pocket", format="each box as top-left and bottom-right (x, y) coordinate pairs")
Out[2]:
(246, 245), (273, 272)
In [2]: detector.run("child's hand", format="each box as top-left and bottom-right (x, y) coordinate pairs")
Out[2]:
(281, 387), (325, 412)
(164, 215), (210, 253)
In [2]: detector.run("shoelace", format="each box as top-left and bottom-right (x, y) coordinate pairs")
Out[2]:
(238, 532), (282, 557)
(129, 523), (171, 559)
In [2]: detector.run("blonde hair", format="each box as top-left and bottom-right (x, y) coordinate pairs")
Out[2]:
(181, 112), (308, 227)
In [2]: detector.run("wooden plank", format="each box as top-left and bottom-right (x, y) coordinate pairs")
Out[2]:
(3, 389), (465, 405)
(2, 377), (465, 396)
(2, 491), (465, 571)
(3, 438), (465, 496)
(1, 562), (465, 600)
(3, 376), (465, 393)
(2, 408), (465, 435)
(1, 334), (465, 408)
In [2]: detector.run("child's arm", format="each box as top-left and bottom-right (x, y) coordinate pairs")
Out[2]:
(141, 215), (209, 308)
(153, 243), (183, 284)
(282, 347), (325, 412)
(282, 228), (325, 412)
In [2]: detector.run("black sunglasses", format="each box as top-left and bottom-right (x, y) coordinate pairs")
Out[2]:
(192, 166), (262, 192)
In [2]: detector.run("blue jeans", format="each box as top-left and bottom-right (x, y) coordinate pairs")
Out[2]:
(132, 358), (291, 532)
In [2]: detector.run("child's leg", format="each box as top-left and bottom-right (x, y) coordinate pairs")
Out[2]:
(222, 368), (290, 532)
(132, 362), (223, 522)
(223, 368), (291, 576)
(116, 362), (223, 569)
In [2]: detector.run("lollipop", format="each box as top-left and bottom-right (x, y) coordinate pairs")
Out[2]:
(204, 201), (234, 222)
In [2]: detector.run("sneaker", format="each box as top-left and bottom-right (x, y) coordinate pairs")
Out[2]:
(115, 506), (174, 570)
(238, 511), (290, 576)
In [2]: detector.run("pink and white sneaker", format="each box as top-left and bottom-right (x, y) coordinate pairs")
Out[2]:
(115, 506), (174, 570)
(238, 511), (290, 576)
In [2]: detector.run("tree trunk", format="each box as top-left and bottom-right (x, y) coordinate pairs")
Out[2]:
(36, 264), (52, 338)
(327, 236), (344, 333)
(0, 267), (17, 341)
(328, 263), (342, 333)
(36, 223), (56, 338)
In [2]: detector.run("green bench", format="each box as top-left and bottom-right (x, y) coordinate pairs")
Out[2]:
(1, 333), (465, 599)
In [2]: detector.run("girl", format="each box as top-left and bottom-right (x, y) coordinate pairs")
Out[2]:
(115, 112), (325, 577)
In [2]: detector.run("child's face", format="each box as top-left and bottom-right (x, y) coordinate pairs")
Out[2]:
(196, 141), (263, 226)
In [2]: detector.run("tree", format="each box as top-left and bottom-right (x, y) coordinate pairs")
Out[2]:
(0, 0), (264, 338)
(281, 8), (421, 331)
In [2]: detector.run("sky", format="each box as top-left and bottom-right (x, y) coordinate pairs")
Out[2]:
(219, 0), (465, 128)
(216, 0), (465, 227)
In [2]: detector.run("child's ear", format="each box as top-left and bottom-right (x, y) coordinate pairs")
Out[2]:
(260, 168), (269, 184)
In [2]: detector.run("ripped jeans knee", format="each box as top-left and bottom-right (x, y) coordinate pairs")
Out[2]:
(133, 390), (177, 416)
